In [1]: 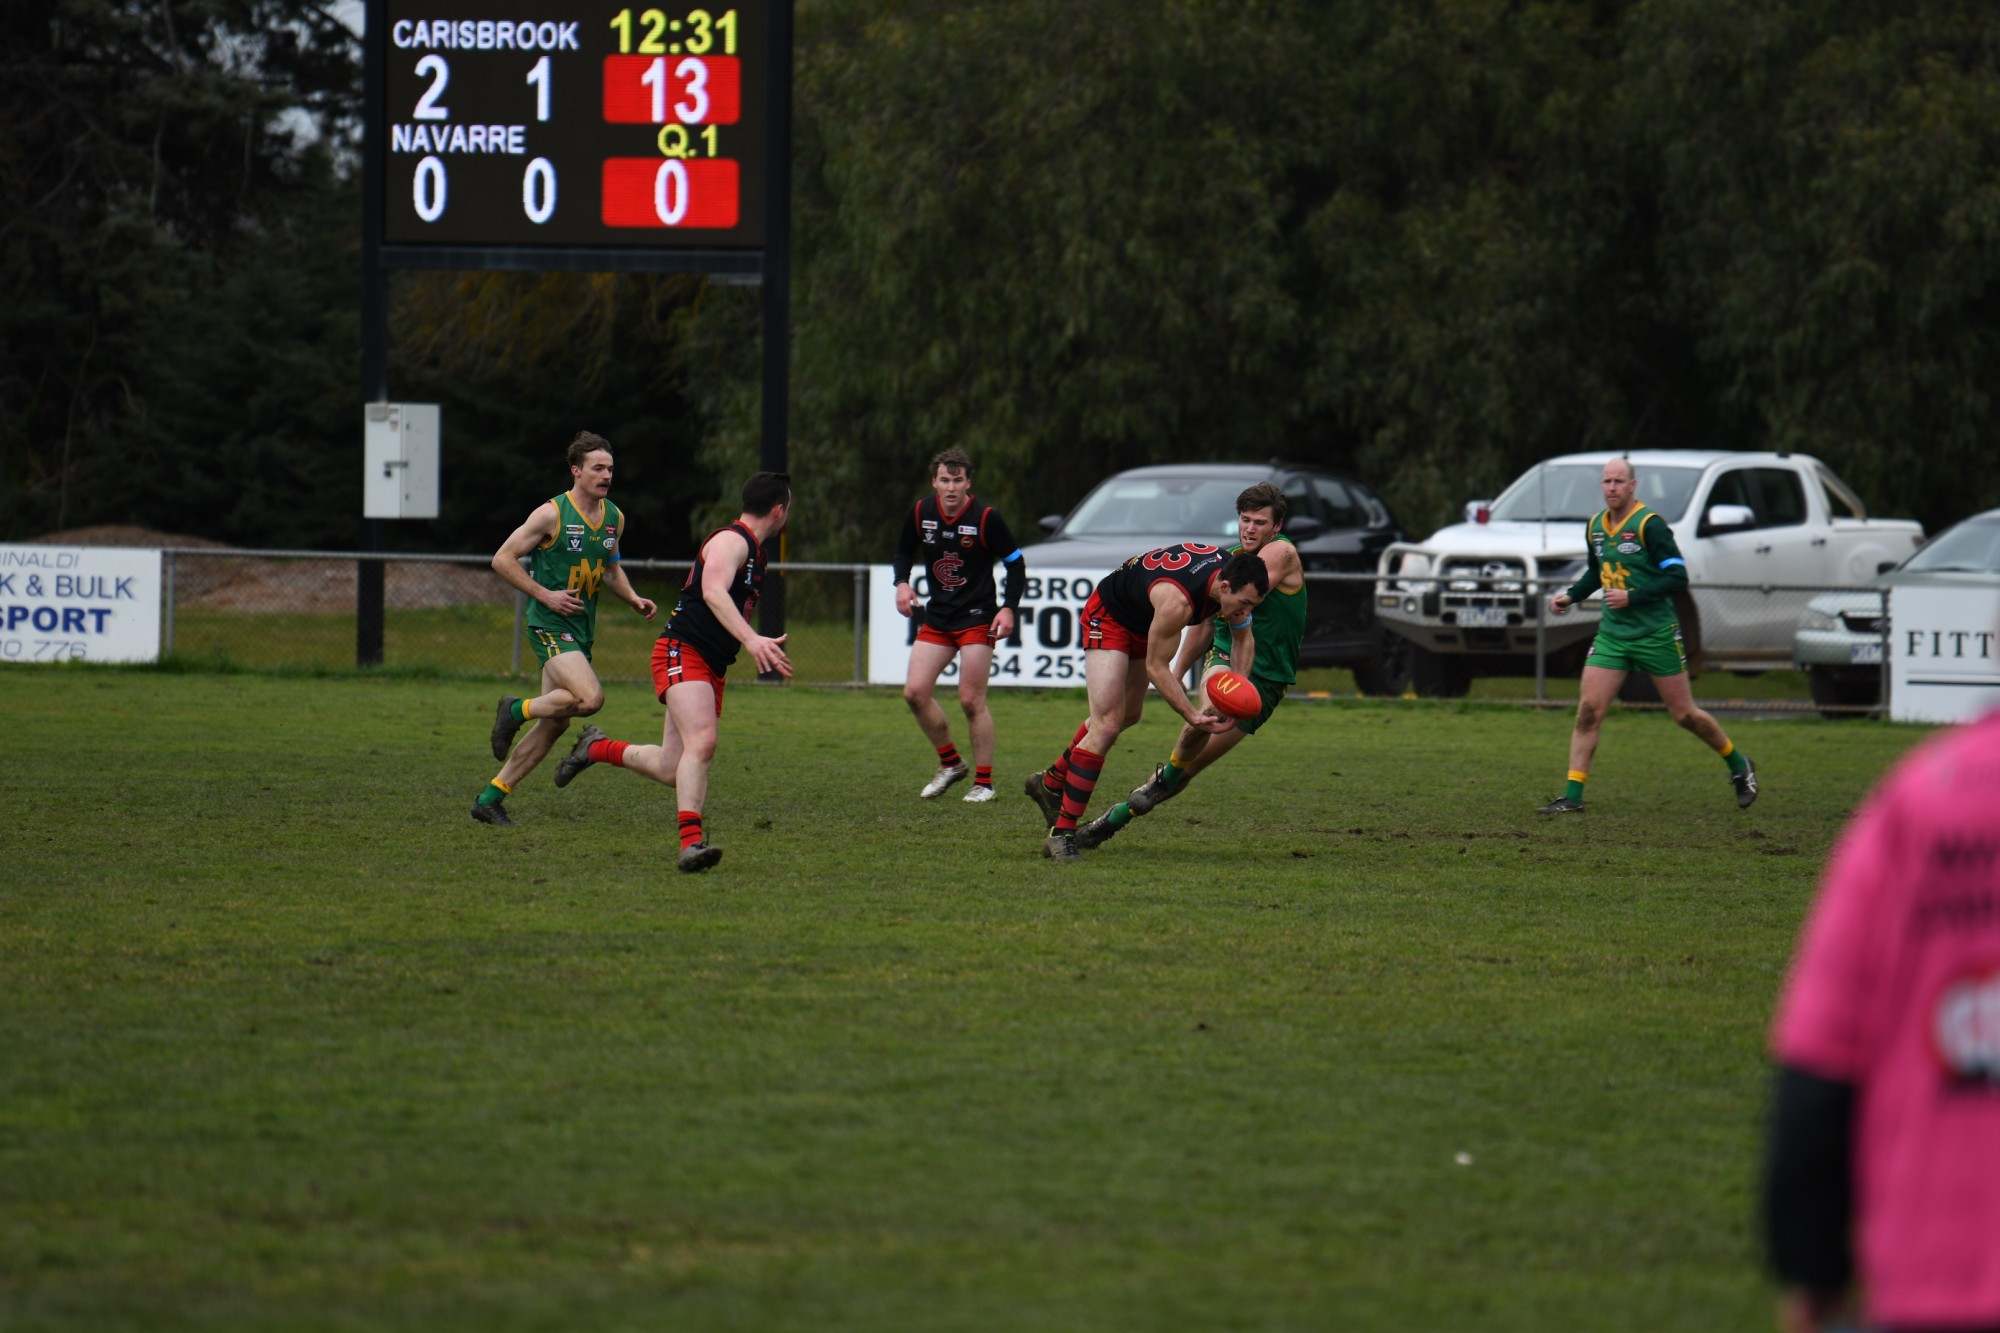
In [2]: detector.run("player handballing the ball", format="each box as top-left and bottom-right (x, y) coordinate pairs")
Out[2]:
(1073, 482), (1306, 849)
(1025, 543), (1268, 862)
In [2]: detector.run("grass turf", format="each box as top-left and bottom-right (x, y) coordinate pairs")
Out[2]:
(0, 666), (1931, 1330)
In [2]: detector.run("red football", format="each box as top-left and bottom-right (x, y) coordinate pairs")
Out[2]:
(1204, 668), (1260, 720)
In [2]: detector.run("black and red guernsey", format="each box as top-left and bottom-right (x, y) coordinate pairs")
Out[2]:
(664, 521), (764, 672)
(1095, 543), (1228, 635)
(891, 494), (1026, 633)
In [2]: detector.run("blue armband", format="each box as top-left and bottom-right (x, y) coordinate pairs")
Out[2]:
(1229, 616), (1253, 631)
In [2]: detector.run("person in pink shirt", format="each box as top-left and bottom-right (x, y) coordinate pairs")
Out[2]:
(1764, 708), (2000, 1333)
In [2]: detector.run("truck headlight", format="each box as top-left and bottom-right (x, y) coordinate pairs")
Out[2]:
(1394, 552), (1431, 579)
(1799, 606), (1840, 633)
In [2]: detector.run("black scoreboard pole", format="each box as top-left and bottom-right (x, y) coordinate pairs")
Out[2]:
(755, 0), (792, 680)
(358, 0), (389, 667)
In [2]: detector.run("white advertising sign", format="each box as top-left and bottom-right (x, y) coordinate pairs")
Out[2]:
(0, 545), (162, 665)
(867, 564), (1106, 687)
(1889, 584), (2000, 724)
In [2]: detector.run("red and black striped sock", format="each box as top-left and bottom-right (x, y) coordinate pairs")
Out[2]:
(677, 810), (703, 850)
(1048, 720), (1090, 790)
(588, 737), (631, 766)
(973, 765), (992, 789)
(1056, 746), (1104, 831)
(936, 742), (963, 769)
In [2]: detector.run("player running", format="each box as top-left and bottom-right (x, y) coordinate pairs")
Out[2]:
(1074, 482), (1303, 849)
(1538, 455), (1757, 814)
(549, 471), (793, 872)
(473, 431), (657, 826)
(893, 448), (1027, 803)
(1024, 543), (1269, 862)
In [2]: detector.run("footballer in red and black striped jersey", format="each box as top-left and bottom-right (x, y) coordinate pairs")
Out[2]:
(893, 449), (1027, 803)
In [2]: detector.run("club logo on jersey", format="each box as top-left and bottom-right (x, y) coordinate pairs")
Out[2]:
(566, 523), (586, 552)
(566, 559), (606, 599)
(935, 552), (968, 591)
(1618, 541), (1640, 554)
(1934, 966), (2000, 1085)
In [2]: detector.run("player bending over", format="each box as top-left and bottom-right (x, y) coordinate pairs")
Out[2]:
(1075, 482), (1303, 849)
(1025, 544), (1268, 862)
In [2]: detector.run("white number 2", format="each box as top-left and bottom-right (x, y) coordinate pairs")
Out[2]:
(413, 55), (450, 120)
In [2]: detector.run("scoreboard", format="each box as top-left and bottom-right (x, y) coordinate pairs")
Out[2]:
(372, 1), (767, 266)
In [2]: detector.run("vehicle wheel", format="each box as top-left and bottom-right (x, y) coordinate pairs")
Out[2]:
(1409, 647), (1471, 698)
(1349, 632), (1414, 697)
(1807, 667), (1880, 720)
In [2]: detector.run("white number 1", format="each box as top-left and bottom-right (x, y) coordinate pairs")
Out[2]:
(526, 56), (550, 122)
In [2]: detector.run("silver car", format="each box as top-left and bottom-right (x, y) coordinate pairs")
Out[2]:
(1794, 507), (2000, 714)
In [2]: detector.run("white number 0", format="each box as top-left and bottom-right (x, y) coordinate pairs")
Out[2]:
(653, 160), (688, 225)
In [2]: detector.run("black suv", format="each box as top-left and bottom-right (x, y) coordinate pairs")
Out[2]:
(1017, 462), (1408, 693)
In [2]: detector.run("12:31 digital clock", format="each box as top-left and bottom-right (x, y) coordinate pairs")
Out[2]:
(373, 0), (766, 260)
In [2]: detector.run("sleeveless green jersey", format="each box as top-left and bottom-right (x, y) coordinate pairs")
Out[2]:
(526, 492), (623, 643)
(1568, 504), (1687, 642)
(1208, 534), (1305, 685)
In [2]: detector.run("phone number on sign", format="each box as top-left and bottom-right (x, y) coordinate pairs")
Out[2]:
(1, 637), (89, 661)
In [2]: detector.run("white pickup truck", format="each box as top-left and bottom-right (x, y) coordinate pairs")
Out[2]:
(1374, 450), (1925, 696)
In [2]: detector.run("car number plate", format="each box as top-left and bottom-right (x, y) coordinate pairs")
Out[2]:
(1457, 607), (1509, 628)
(1849, 642), (1883, 665)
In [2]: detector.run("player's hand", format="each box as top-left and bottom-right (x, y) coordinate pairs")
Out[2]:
(542, 588), (586, 616)
(1603, 588), (1630, 610)
(633, 596), (658, 621)
(749, 632), (792, 678)
(1548, 592), (1572, 616)
(990, 608), (1015, 642)
(896, 586), (920, 618)
(1190, 708), (1237, 734)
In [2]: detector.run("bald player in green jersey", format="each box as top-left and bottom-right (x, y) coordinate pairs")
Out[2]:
(1073, 482), (1305, 849)
(1537, 455), (1756, 815)
(472, 431), (657, 826)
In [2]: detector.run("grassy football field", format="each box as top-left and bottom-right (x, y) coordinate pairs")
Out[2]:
(0, 665), (1931, 1330)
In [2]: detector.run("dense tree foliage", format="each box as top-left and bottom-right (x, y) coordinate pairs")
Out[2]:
(0, 0), (361, 545)
(7, 0), (1999, 556)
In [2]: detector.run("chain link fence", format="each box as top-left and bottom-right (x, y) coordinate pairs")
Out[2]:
(151, 549), (1893, 715)
(161, 548), (872, 684)
(1363, 566), (1892, 714)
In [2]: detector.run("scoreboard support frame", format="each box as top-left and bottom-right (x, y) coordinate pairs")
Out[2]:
(357, 0), (791, 669)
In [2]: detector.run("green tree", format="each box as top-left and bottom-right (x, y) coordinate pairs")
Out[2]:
(1628, 0), (2000, 529)
(0, 0), (359, 542)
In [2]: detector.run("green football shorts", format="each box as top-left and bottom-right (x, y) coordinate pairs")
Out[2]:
(1585, 622), (1687, 677)
(529, 626), (593, 668)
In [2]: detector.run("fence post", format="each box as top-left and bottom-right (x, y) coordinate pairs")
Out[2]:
(1530, 577), (1546, 704)
(512, 592), (525, 677)
(162, 548), (176, 656)
(853, 567), (867, 685)
(1877, 586), (1891, 719)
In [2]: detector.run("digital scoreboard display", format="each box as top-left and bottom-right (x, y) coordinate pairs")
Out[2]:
(375, 1), (766, 263)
